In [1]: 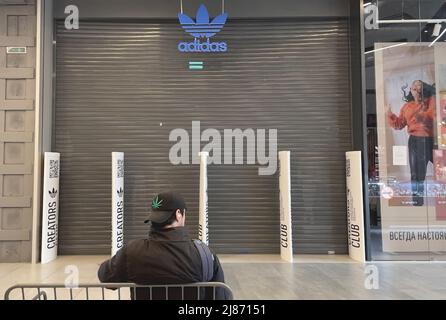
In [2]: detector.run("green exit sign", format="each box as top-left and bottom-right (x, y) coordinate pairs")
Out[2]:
(7, 47), (27, 54)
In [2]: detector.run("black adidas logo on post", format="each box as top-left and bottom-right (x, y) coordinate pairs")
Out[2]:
(117, 187), (124, 198)
(49, 188), (58, 199)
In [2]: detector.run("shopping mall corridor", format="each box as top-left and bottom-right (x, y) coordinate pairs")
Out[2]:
(1, 255), (446, 299)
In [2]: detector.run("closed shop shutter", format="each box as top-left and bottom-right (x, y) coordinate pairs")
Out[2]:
(55, 18), (351, 255)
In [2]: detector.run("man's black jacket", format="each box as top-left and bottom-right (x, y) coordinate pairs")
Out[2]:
(97, 227), (228, 299)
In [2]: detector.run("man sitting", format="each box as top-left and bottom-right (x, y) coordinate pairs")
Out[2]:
(98, 192), (228, 300)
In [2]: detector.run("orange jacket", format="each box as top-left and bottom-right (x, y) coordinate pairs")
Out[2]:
(387, 96), (436, 137)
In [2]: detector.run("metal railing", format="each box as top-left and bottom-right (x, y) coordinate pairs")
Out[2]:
(4, 282), (233, 300)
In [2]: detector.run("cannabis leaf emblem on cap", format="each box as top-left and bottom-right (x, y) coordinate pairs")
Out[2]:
(151, 196), (163, 209)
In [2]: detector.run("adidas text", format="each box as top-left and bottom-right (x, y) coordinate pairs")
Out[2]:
(178, 38), (227, 53)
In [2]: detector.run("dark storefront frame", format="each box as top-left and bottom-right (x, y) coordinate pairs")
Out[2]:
(32, 0), (370, 259)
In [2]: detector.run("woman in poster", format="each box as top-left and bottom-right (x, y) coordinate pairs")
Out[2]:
(386, 80), (436, 206)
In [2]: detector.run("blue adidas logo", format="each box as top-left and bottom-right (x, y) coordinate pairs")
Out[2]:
(178, 4), (227, 38)
(178, 4), (228, 53)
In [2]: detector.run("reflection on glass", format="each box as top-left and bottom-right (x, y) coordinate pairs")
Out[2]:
(364, 0), (446, 261)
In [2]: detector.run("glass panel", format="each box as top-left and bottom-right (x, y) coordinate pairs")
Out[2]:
(364, 0), (446, 261)
(417, 0), (446, 261)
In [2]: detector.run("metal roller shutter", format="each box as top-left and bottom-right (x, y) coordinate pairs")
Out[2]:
(55, 18), (351, 255)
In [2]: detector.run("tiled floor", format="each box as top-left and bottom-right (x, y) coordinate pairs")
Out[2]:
(1, 255), (446, 300)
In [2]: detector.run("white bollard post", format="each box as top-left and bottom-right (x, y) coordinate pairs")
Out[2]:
(345, 151), (366, 262)
(279, 151), (293, 262)
(111, 152), (124, 256)
(41, 152), (60, 264)
(198, 151), (209, 245)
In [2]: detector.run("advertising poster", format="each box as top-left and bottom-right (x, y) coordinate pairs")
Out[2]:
(375, 43), (446, 253)
(41, 152), (60, 264)
(279, 151), (293, 262)
(111, 152), (124, 256)
(198, 152), (209, 245)
(346, 151), (365, 262)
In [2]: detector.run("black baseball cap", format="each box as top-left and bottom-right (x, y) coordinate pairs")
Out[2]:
(144, 192), (187, 224)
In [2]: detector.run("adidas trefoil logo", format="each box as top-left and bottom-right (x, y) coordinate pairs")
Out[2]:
(178, 4), (227, 38)
(117, 187), (124, 198)
(178, 4), (228, 53)
(49, 188), (58, 199)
